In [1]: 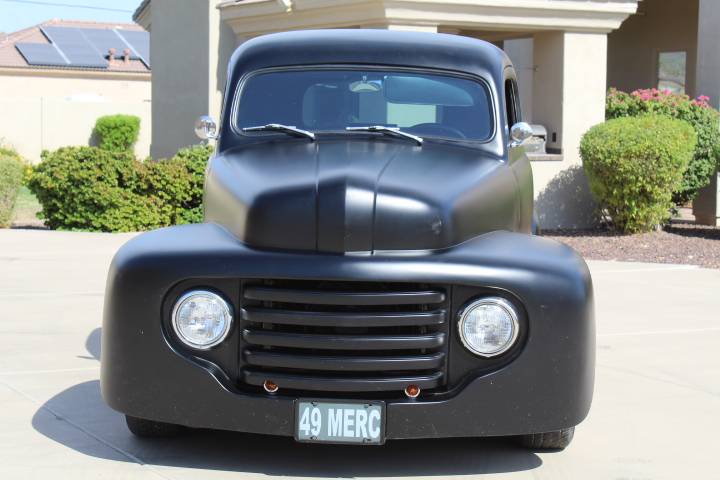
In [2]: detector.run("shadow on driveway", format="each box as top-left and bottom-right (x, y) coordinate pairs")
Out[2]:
(31, 328), (544, 477)
(85, 327), (101, 361)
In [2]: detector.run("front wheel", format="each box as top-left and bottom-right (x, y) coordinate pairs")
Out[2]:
(125, 415), (185, 438)
(519, 427), (574, 450)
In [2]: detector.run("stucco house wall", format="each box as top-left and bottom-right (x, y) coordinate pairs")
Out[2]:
(0, 72), (151, 162)
(607, 0), (699, 97)
(145, 0), (234, 160)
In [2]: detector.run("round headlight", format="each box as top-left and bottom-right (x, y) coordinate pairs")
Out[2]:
(458, 297), (519, 357)
(172, 290), (233, 349)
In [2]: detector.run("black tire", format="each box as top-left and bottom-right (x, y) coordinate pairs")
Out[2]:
(125, 415), (185, 438)
(519, 427), (574, 450)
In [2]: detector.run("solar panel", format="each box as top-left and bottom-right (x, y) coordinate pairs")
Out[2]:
(80, 28), (136, 60)
(41, 26), (106, 68)
(116, 29), (150, 67)
(15, 43), (68, 67)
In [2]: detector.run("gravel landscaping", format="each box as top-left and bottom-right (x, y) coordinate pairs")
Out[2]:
(545, 223), (720, 269)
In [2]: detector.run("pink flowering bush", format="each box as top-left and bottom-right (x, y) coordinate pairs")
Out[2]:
(606, 88), (720, 204)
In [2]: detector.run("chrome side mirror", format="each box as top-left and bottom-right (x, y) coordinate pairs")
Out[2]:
(195, 115), (218, 140)
(510, 122), (533, 147)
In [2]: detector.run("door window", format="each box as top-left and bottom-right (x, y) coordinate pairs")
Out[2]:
(504, 78), (521, 127)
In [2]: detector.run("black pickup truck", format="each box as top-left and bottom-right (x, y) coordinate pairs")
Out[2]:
(101, 29), (594, 449)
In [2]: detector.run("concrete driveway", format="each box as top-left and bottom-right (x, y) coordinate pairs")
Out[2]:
(1, 229), (718, 480)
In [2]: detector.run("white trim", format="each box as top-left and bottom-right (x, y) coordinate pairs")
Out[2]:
(220, 0), (639, 36)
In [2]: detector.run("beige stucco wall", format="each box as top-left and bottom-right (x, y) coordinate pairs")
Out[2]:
(503, 38), (534, 122)
(497, 32), (608, 228)
(607, 0), (698, 96)
(148, 0), (235, 160)
(533, 32), (608, 229)
(0, 73), (149, 100)
(0, 72), (151, 163)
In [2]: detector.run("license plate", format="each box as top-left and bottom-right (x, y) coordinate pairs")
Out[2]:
(295, 400), (385, 444)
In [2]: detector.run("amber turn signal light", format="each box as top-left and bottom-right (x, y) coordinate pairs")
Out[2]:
(263, 380), (279, 393)
(404, 384), (420, 398)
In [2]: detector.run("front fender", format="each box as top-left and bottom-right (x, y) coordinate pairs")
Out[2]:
(101, 223), (594, 438)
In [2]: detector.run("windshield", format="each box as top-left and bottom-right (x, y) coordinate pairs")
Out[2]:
(235, 69), (494, 142)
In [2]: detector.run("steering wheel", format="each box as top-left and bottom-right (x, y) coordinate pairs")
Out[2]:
(406, 123), (467, 139)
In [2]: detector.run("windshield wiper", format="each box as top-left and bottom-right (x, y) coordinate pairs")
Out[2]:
(345, 126), (423, 145)
(243, 124), (315, 141)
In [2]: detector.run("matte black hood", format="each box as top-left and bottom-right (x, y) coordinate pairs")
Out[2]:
(204, 139), (520, 253)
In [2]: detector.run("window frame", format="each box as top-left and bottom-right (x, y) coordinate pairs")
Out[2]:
(504, 77), (522, 128)
(229, 65), (498, 145)
(656, 50), (687, 94)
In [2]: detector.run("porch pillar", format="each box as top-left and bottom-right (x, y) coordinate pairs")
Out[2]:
(147, 0), (234, 160)
(531, 31), (608, 229)
(693, 0), (720, 226)
(503, 38), (534, 122)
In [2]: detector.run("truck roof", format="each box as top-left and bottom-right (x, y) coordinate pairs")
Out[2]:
(227, 29), (510, 85)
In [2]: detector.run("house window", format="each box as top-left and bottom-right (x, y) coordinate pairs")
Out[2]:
(657, 51), (686, 93)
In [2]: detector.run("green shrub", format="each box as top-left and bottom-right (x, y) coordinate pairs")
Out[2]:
(28, 146), (157, 231)
(93, 114), (141, 153)
(606, 88), (720, 204)
(0, 147), (25, 228)
(176, 144), (213, 223)
(580, 115), (697, 233)
(145, 144), (213, 225)
(27, 144), (212, 232)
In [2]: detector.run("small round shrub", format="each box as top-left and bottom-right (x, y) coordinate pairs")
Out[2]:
(93, 114), (141, 153)
(580, 115), (697, 233)
(0, 147), (25, 228)
(606, 88), (720, 204)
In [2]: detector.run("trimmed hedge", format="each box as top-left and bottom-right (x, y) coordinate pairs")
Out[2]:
(28, 145), (212, 232)
(0, 147), (25, 228)
(606, 88), (720, 204)
(93, 114), (141, 153)
(580, 115), (697, 233)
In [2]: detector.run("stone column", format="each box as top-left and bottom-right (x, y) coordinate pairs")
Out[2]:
(209, 3), (238, 124)
(693, 0), (720, 226)
(531, 31), (608, 229)
(147, 0), (237, 160)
